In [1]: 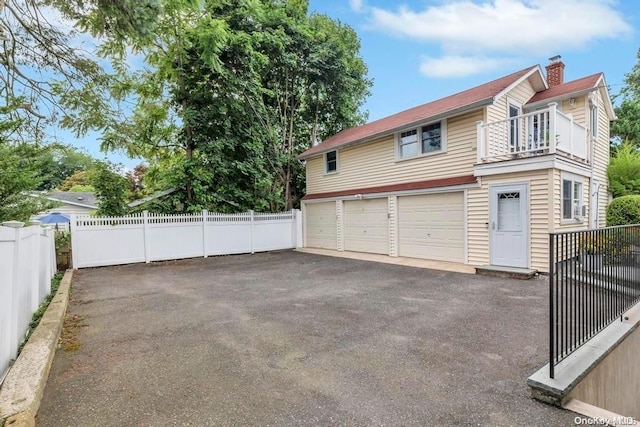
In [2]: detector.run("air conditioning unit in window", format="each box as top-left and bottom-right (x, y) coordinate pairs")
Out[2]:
(574, 205), (586, 220)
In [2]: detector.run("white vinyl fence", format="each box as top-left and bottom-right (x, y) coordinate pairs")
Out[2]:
(71, 210), (303, 269)
(0, 222), (56, 383)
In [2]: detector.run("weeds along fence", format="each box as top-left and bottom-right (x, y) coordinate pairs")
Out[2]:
(0, 222), (56, 384)
(70, 210), (303, 269)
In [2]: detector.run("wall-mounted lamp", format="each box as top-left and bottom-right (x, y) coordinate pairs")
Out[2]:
(354, 194), (363, 199)
(569, 98), (576, 107)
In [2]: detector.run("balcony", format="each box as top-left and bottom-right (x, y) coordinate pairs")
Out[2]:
(477, 103), (589, 164)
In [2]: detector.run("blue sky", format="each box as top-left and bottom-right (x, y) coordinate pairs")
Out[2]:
(68, 0), (640, 168)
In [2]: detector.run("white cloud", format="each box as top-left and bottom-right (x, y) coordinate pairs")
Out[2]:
(370, 0), (631, 55)
(349, 0), (365, 13)
(419, 55), (516, 78)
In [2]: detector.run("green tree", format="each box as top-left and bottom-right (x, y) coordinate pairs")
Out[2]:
(608, 143), (640, 198)
(0, 143), (53, 222)
(612, 49), (640, 149)
(58, 170), (92, 191)
(37, 145), (96, 190)
(0, 0), (159, 144)
(103, 0), (371, 212)
(90, 162), (128, 216)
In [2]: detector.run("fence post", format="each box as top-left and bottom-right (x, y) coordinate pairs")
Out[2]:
(294, 209), (303, 248)
(70, 214), (78, 268)
(249, 210), (255, 254)
(549, 233), (555, 379)
(202, 209), (208, 258)
(3, 221), (23, 360)
(143, 211), (150, 263)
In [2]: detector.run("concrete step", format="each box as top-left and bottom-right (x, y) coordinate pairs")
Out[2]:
(475, 265), (538, 280)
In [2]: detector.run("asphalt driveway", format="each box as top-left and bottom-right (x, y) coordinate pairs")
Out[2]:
(38, 251), (576, 426)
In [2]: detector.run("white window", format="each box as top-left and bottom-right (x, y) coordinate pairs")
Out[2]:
(325, 150), (338, 174)
(397, 120), (446, 159)
(590, 101), (599, 140)
(562, 177), (583, 221)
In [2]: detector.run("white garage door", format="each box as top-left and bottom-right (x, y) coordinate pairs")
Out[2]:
(398, 192), (464, 263)
(305, 202), (337, 250)
(344, 198), (389, 254)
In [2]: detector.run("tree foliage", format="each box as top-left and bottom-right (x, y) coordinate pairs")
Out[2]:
(608, 143), (640, 198)
(0, 0), (158, 143)
(90, 162), (128, 216)
(612, 49), (640, 149)
(606, 195), (640, 226)
(0, 143), (53, 223)
(102, 0), (371, 212)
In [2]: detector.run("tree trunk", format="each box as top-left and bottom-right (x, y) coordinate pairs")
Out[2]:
(183, 98), (194, 204)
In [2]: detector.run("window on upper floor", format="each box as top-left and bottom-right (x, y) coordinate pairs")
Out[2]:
(325, 150), (338, 174)
(562, 177), (584, 221)
(397, 120), (446, 159)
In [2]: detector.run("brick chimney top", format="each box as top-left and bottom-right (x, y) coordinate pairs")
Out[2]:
(546, 55), (565, 88)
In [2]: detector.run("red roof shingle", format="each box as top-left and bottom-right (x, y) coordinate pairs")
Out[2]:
(298, 65), (539, 159)
(526, 73), (602, 105)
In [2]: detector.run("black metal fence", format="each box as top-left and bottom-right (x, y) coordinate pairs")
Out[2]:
(549, 224), (640, 378)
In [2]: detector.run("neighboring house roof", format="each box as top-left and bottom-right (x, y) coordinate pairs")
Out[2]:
(43, 192), (98, 209)
(298, 65), (545, 160)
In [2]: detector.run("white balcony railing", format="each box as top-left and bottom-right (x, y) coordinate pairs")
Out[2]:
(477, 103), (589, 164)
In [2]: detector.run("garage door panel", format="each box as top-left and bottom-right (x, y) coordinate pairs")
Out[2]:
(398, 193), (464, 263)
(344, 198), (389, 255)
(305, 202), (337, 250)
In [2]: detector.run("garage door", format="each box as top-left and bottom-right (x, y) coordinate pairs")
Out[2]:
(344, 198), (389, 254)
(398, 192), (464, 262)
(305, 202), (337, 250)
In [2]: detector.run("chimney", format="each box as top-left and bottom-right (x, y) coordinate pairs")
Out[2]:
(546, 55), (565, 88)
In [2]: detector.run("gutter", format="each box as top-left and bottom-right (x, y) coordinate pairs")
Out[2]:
(298, 97), (494, 160)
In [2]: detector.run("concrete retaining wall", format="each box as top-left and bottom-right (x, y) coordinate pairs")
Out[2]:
(568, 324), (640, 418)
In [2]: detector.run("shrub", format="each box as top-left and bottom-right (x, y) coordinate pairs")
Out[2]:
(608, 143), (640, 198)
(606, 195), (640, 226)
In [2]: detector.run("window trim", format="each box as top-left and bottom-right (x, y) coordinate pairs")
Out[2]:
(561, 173), (585, 223)
(324, 150), (339, 175)
(395, 118), (447, 161)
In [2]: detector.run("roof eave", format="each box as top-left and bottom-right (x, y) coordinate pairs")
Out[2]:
(298, 98), (493, 160)
(524, 87), (598, 110)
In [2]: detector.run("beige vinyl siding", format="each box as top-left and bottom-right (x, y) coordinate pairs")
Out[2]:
(467, 170), (551, 272)
(486, 78), (537, 124)
(561, 94), (587, 126)
(306, 109), (481, 195)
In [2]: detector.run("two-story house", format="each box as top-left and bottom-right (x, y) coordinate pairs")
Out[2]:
(298, 57), (615, 273)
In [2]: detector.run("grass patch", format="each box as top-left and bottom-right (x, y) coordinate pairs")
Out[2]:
(17, 272), (64, 355)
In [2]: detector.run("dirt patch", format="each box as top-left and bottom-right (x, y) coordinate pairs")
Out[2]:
(59, 314), (84, 352)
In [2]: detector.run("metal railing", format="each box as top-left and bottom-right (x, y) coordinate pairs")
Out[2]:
(477, 102), (589, 164)
(549, 225), (640, 378)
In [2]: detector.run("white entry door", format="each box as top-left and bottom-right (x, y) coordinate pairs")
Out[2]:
(489, 184), (528, 268)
